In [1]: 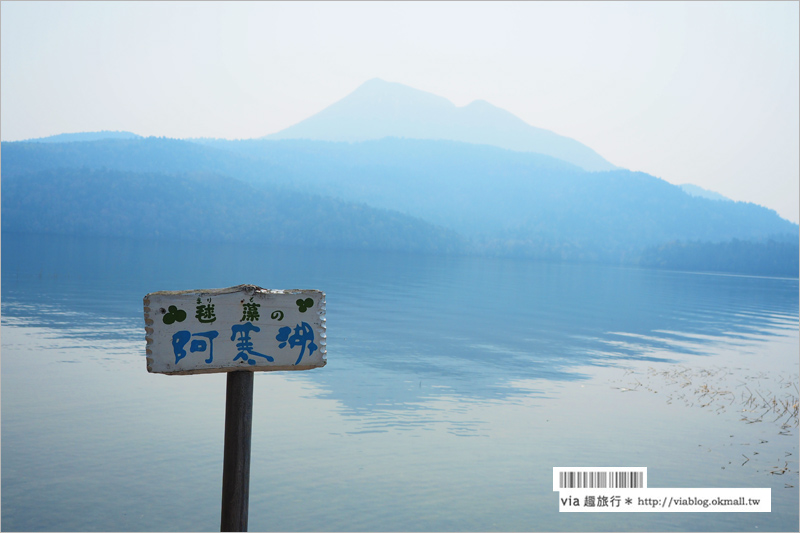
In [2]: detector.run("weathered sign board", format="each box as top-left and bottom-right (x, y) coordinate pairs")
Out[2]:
(144, 284), (326, 375)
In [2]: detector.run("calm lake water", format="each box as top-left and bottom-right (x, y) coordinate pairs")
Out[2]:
(2, 232), (798, 532)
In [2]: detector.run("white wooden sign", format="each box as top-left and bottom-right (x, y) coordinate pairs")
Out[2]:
(144, 285), (326, 375)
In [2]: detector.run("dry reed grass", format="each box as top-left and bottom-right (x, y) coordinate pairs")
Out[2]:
(612, 365), (799, 485)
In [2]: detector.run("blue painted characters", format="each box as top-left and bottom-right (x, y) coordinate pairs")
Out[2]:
(171, 331), (191, 363)
(230, 322), (274, 365)
(276, 322), (318, 365)
(172, 330), (219, 364)
(160, 291), (320, 369)
(191, 331), (219, 363)
(146, 287), (325, 375)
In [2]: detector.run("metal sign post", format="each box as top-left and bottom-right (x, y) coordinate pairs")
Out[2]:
(221, 371), (254, 532)
(143, 285), (326, 532)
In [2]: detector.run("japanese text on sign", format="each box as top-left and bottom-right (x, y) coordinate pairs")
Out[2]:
(144, 285), (326, 375)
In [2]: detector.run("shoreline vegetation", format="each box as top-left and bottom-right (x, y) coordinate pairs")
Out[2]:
(613, 364), (799, 483)
(3, 228), (796, 281)
(639, 240), (799, 279)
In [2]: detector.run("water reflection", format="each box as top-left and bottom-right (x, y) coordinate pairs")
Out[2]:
(3, 233), (798, 532)
(4, 232), (797, 409)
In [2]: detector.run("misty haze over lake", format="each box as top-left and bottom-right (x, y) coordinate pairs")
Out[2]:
(2, 78), (798, 532)
(2, 233), (798, 531)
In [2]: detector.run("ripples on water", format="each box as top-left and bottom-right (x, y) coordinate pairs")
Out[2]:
(2, 233), (798, 531)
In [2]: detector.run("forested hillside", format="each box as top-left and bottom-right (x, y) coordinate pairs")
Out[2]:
(1, 167), (464, 254)
(194, 138), (799, 262)
(640, 240), (799, 278)
(3, 137), (797, 276)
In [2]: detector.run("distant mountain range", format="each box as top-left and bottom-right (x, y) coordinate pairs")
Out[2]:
(190, 138), (796, 248)
(3, 79), (797, 276)
(263, 78), (617, 172)
(3, 136), (797, 275)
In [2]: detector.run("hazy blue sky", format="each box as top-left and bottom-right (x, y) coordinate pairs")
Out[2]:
(2, 1), (798, 223)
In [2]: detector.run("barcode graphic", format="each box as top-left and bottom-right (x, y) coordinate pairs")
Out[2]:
(559, 470), (644, 489)
(553, 468), (648, 491)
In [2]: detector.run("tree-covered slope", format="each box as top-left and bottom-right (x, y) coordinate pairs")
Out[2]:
(3, 136), (796, 272)
(640, 239), (799, 278)
(1, 167), (465, 254)
(1, 137), (293, 183)
(194, 138), (798, 258)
